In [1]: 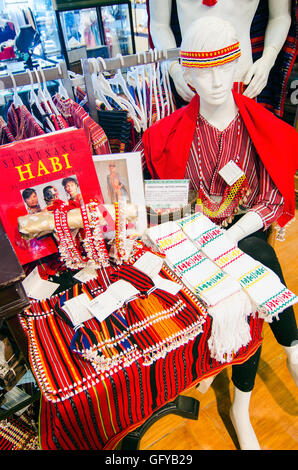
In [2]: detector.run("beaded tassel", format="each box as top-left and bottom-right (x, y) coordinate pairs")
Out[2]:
(114, 200), (127, 264)
(53, 204), (86, 270)
(81, 202), (110, 268)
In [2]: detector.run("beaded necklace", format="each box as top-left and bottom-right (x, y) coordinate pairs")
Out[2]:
(194, 114), (251, 227)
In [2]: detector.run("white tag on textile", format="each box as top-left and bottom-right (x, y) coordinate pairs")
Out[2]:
(151, 274), (181, 296)
(22, 267), (59, 300)
(134, 252), (181, 295)
(218, 161), (245, 186)
(63, 293), (94, 326)
(88, 280), (140, 323)
(133, 251), (164, 278)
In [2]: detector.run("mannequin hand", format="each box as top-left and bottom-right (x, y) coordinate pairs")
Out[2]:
(170, 62), (195, 102)
(243, 50), (276, 99)
(225, 211), (263, 244)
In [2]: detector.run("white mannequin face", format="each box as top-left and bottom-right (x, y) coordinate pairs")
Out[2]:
(184, 59), (238, 106)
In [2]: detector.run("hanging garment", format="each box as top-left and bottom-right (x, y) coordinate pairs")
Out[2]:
(0, 116), (15, 145)
(7, 103), (45, 140)
(53, 94), (111, 155)
(97, 109), (132, 153)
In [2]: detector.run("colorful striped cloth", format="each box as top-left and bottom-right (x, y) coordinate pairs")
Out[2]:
(146, 221), (253, 362)
(178, 212), (298, 321)
(19, 248), (263, 449)
(0, 417), (39, 450)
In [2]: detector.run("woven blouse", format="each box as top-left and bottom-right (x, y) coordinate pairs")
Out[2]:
(135, 112), (284, 230)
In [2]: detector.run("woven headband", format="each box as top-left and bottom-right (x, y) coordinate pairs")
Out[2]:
(180, 42), (241, 68)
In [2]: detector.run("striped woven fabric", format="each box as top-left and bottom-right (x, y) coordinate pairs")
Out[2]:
(0, 417), (39, 450)
(19, 251), (264, 450)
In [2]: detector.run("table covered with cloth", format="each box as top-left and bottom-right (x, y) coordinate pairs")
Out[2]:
(19, 246), (264, 450)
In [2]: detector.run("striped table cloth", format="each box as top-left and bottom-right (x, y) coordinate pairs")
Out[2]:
(19, 249), (263, 450)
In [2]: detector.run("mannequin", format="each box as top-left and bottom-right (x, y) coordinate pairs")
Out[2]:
(138, 16), (298, 449)
(148, 0), (292, 103)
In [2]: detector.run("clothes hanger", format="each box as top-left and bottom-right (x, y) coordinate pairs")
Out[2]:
(154, 48), (165, 120)
(57, 63), (69, 99)
(160, 49), (171, 116)
(148, 49), (160, 124)
(140, 51), (148, 129)
(92, 57), (142, 132)
(111, 53), (144, 119)
(8, 72), (23, 108)
(113, 53), (146, 131)
(33, 68), (56, 132)
(90, 57), (113, 110)
(27, 68), (47, 129)
(134, 52), (147, 130)
(38, 66), (60, 115)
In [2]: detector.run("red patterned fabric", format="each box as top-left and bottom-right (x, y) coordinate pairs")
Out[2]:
(185, 112), (284, 230)
(7, 104), (45, 140)
(19, 251), (264, 450)
(53, 95), (111, 155)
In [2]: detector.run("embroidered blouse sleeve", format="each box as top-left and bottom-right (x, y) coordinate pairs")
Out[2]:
(248, 158), (284, 230)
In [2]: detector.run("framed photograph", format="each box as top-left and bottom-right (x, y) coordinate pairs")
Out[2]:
(93, 152), (147, 236)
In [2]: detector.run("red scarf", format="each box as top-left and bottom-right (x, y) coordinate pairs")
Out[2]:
(142, 91), (298, 228)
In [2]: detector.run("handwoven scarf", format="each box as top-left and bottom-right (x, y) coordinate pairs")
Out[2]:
(146, 221), (252, 362)
(178, 212), (298, 321)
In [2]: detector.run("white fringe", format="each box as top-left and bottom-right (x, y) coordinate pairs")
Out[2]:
(207, 290), (252, 363)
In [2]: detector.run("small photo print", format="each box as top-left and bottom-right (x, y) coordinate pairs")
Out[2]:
(94, 159), (131, 204)
(20, 174), (83, 214)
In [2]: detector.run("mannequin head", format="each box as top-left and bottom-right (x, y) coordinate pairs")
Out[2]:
(181, 17), (240, 106)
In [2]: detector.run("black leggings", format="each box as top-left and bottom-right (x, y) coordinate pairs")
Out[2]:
(230, 231), (298, 392)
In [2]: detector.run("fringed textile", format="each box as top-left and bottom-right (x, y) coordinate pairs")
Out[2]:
(178, 212), (298, 321)
(146, 221), (253, 362)
(19, 253), (263, 449)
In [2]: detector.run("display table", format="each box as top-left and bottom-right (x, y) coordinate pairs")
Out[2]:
(19, 254), (263, 450)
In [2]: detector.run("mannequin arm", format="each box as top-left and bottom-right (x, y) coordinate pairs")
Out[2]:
(225, 211), (264, 244)
(243, 0), (292, 98)
(148, 0), (195, 102)
(148, 0), (177, 50)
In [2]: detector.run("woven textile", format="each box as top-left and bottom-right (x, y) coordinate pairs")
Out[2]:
(146, 221), (253, 362)
(19, 248), (263, 449)
(0, 417), (39, 450)
(53, 94), (111, 155)
(178, 212), (298, 321)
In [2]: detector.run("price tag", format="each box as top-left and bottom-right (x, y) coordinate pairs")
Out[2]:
(218, 161), (244, 186)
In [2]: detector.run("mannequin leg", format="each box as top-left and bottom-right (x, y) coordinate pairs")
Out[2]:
(238, 235), (298, 387)
(230, 387), (261, 450)
(196, 374), (216, 393)
(230, 346), (262, 450)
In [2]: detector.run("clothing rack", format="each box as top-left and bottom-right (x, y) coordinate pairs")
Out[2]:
(0, 62), (75, 101)
(81, 47), (180, 123)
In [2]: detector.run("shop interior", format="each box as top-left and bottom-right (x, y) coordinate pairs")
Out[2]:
(0, 0), (297, 453)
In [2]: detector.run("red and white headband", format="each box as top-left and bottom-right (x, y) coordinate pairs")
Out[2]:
(180, 42), (241, 68)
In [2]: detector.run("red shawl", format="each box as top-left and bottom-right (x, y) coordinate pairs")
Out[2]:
(142, 91), (298, 227)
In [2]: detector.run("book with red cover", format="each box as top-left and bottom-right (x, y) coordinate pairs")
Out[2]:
(0, 128), (104, 265)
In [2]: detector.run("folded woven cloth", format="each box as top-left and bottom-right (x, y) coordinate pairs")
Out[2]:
(146, 221), (252, 362)
(178, 212), (298, 321)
